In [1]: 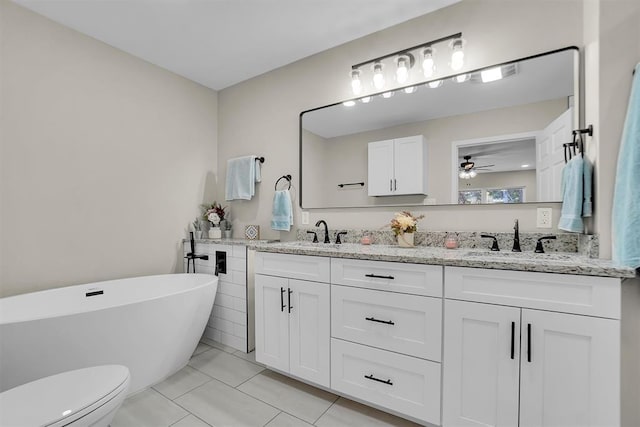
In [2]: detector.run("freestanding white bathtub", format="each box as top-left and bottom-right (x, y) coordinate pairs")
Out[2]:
(0, 273), (217, 394)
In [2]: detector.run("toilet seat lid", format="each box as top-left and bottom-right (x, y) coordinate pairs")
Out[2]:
(0, 365), (130, 427)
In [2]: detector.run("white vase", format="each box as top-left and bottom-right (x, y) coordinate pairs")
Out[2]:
(209, 227), (221, 239)
(397, 232), (414, 247)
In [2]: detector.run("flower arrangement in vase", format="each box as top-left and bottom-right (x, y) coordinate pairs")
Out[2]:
(201, 202), (228, 239)
(390, 211), (424, 247)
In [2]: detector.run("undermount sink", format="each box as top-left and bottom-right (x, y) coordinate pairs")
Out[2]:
(464, 251), (578, 261)
(278, 241), (342, 249)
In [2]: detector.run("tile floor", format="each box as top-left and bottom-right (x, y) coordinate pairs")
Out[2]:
(112, 338), (421, 427)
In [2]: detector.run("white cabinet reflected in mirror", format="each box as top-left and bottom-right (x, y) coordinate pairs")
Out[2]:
(300, 47), (579, 209)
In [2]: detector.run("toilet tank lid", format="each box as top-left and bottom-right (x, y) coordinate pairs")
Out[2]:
(0, 365), (130, 426)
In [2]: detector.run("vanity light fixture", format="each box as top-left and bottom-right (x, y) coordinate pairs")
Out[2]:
(350, 69), (362, 95)
(481, 67), (503, 83)
(450, 37), (465, 71)
(372, 62), (385, 90)
(342, 100), (356, 107)
(360, 96), (371, 103)
(427, 80), (443, 89)
(470, 63), (518, 84)
(403, 86), (417, 94)
(381, 91), (395, 98)
(422, 47), (435, 78)
(395, 54), (413, 84)
(349, 32), (463, 95)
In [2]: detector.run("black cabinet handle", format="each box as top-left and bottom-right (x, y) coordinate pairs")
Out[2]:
(288, 288), (293, 313)
(527, 323), (532, 363)
(365, 274), (395, 280)
(280, 287), (285, 312)
(510, 322), (515, 360)
(390, 180), (393, 191)
(365, 317), (395, 325)
(364, 374), (393, 386)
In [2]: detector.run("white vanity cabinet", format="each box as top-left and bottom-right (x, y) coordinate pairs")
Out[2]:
(368, 135), (428, 196)
(442, 266), (621, 427)
(254, 253), (331, 387)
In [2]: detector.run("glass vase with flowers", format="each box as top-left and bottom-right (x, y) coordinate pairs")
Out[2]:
(390, 211), (424, 247)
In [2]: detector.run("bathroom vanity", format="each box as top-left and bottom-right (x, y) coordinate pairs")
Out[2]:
(252, 242), (636, 426)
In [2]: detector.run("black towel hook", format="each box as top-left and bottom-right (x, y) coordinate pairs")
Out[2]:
(275, 174), (292, 190)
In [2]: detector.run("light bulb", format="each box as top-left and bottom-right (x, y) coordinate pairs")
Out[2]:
(372, 62), (385, 90)
(350, 69), (362, 95)
(451, 38), (464, 71)
(459, 171), (466, 179)
(342, 100), (356, 107)
(469, 169), (477, 178)
(360, 96), (371, 103)
(381, 91), (394, 98)
(422, 47), (435, 78)
(427, 80), (443, 89)
(396, 55), (409, 84)
(403, 86), (417, 94)
(455, 74), (468, 83)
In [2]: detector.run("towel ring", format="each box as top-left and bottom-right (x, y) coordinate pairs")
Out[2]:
(275, 175), (292, 190)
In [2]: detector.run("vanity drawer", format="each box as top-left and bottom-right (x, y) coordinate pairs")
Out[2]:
(331, 258), (442, 297)
(444, 266), (621, 319)
(331, 285), (441, 361)
(331, 338), (441, 425)
(255, 252), (330, 283)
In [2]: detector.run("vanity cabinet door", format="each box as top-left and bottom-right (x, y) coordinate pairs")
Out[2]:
(288, 279), (330, 387)
(519, 309), (620, 427)
(255, 274), (289, 373)
(393, 135), (427, 195)
(442, 299), (521, 427)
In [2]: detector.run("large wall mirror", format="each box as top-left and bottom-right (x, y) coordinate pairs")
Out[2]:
(300, 47), (579, 209)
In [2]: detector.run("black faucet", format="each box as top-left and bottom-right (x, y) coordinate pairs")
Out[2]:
(481, 234), (500, 251)
(512, 219), (521, 252)
(315, 220), (330, 243)
(535, 235), (557, 253)
(335, 231), (348, 244)
(306, 230), (319, 243)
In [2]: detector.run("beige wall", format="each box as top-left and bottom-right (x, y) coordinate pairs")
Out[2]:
(0, 1), (219, 297)
(304, 99), (564, 207)
(219, 0), (583, 239)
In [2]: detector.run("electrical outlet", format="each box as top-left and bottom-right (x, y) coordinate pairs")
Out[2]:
(301, 211), (309, 225)
(536, 208), (553, 228)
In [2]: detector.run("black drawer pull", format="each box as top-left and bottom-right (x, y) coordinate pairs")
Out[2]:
(510, 321), (515, 360)
(280, 287), (286, 312)
(527, 323), (532, 363)
(365, 274), (395, 280)
(85, 290), (103, 297)
(365, 317), (395, 325)
(364, 374), (393, 386)
(288, 288), (293, 313)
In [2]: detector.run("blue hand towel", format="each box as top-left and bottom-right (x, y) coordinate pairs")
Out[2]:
(558, 155), (585, 232)
(612, 63), (640, 269)
(271, 190), (293, 231)
(225, 156), (260, 201)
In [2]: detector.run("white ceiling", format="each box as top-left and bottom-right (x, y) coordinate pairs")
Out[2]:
(14, 0), (460, 90)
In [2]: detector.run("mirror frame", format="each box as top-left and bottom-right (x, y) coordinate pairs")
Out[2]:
(299, 46), (581, 209)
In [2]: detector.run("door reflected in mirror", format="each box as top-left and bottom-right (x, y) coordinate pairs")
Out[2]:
(300, 47), (579, 209)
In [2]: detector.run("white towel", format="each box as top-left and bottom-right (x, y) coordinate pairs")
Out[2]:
(271, 190), (293, 231)
(225, 156), (261, 201)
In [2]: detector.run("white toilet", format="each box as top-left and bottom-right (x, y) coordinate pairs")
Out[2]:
(0, 365), (130, 427)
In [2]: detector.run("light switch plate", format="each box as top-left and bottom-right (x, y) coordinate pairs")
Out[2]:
(536, 208), (553, 228)
(301, 211), (309, 225)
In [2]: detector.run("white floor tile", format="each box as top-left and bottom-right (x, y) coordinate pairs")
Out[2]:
(265, 412), (313, 427)
(153, 365), (212, 400)
(193, 341), (213, 357)
(171, 414), (211, 427)
(175, 379), (280, 427)
(111, 389), (188, 427)
(199, 337), (237, 353)
(314, 397), (421, 427)
(189, 347), (263, 387)
(237, 370), (337, 424)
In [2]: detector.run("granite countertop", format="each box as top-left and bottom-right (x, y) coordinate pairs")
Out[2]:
(183, 238), (274, 246)
(250, 241), (636, 279)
